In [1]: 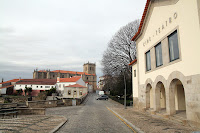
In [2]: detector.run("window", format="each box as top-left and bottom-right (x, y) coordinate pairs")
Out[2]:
(45, 86), (50, 88)
(146, 51), (151, 71)
(63, 84), (65, 87)
(134, 70), (136, 77)
(25, 85), (27, 87)
(68, 90), (71, 95)
(41, 86), (42, 88)
(79, 91), (82, 95)
(74, 90), (77, 95)
(168, 30), (179, 62)
(87, 77), (88, 80)
(90, 67), (91, 70)
(155, 43), (163, 67)
(59, 84), (61, 87)
(36, 86), (38, 88)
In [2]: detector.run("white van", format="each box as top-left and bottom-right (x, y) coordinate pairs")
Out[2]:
(99, 91), (105, 96)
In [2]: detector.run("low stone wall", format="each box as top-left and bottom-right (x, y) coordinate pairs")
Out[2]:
(0, 97), (4, 103)
(16, 108), (45, 115)
(76, 94), (88, 105)
(62, 99), (72, 106)
(26, 100), (57, 108)
(0, 103), (17, 108)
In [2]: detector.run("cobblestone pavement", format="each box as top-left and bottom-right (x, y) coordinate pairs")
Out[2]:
(46, 93), (133, 133)
(0, 115), (66, 133)
(106, 99), (200, 133)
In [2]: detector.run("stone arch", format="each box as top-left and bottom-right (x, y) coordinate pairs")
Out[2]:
(167, 71), (187, 90)
(153, 75), (167, 112)
(145, 78), (153, 109)
(167, 71), (187, 116)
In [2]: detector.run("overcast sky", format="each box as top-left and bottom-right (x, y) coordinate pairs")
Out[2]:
(0, 0), (146, 81)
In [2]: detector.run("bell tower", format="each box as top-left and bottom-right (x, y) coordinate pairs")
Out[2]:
(83, 62), (96, 74)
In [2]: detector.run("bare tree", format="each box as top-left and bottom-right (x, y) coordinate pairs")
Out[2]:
(102, 19), (140, 76)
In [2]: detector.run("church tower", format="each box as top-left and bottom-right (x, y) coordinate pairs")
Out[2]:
(83, 62), (96, 75)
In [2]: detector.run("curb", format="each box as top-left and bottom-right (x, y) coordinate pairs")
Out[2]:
(50, 118), (68, 133)
(107, 107), (144, 133)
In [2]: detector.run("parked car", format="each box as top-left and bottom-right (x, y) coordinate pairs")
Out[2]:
(96, 95), (108, 100)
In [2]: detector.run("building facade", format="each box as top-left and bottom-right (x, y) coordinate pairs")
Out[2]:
(63, 84), (87, 98)
(130, 0), (200, 127)
(33, 62), (97, 91)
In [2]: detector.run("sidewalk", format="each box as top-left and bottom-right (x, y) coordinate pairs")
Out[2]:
(107, 99), (200, 133)
(0, 115), (67, 133)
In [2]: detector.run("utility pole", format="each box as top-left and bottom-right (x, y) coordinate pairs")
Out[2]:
(123, 69), (127, 109)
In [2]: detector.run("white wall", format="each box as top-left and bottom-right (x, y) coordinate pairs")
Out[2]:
(14, 84), (55, 90)
(56, 82), (76, 91)
(136, 0), (200, 85)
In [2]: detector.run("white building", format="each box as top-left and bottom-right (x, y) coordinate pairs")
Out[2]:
(129, 0), (200, 127)
(63, 84), (87, 98)
(14, 79), (56, 96)
(56, 76), (86, 95)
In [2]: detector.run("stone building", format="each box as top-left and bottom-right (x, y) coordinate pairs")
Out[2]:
(33, 62), (97, 91)
(129, 0), (200, 127)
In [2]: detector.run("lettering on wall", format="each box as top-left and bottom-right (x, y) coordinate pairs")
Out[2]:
(143, 12), (178, 47)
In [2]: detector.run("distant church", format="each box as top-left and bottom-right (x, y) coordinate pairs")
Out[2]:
(33, 62), (97, 91)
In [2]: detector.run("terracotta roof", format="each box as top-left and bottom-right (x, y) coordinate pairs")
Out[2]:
(65, 84), (87, 88)
(131, 0), (151, 41)
(129, 59), (137, 66)
(59, 76), (82, 82)
(38, 70), (95, 76)
(0, 85), (14, 89)
(16, 79), (56, 85)
(0, 79), (20, 85)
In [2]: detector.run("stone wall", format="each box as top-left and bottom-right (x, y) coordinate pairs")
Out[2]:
(62, 99), (72, 106)
(0, 103), (17, 108)
(16, 108), (45, 115)
(0, 97), (4, 103)
(26, 100), (57, 108)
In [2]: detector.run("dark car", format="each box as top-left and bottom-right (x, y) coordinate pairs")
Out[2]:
(96, 95), (108, 100)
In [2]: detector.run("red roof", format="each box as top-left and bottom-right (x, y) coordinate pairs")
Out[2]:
(129, 59), (137, 66)
(0, 85), (14, 89)
(0, 79), (20, 85)
(131, 0), (151, 41)
(16, 79), (56, 85)
(38, 70), (95, 76)
(65, 84), (87, 88)
(59, 76), (82, 82)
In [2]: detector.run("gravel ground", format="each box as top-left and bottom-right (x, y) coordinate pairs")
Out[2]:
(0, 115), (66, 133)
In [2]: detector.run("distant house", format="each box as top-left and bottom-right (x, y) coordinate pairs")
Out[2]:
(63, 84), (87, 98)
(0, 79), (21, 95)
(56, 76), (86, 96)
(14, 79), (57, 96)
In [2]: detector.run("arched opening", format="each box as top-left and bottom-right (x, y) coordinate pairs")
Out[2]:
(155, 82), (166, 112)
(146, 84), (153, 109)
(169, 79), (186, 117)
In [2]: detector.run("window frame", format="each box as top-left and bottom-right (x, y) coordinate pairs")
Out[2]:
(155, 42), (163, 67)
(168, 30), (179, 62)
(146, 50), (151, 71)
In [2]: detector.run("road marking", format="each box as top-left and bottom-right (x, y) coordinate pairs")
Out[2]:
(106, 107), (137, 133)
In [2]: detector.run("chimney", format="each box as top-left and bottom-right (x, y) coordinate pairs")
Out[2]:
(19, 77), (21, 81)
(2, 78), (3, 83)
(57, 77), (60, 82)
